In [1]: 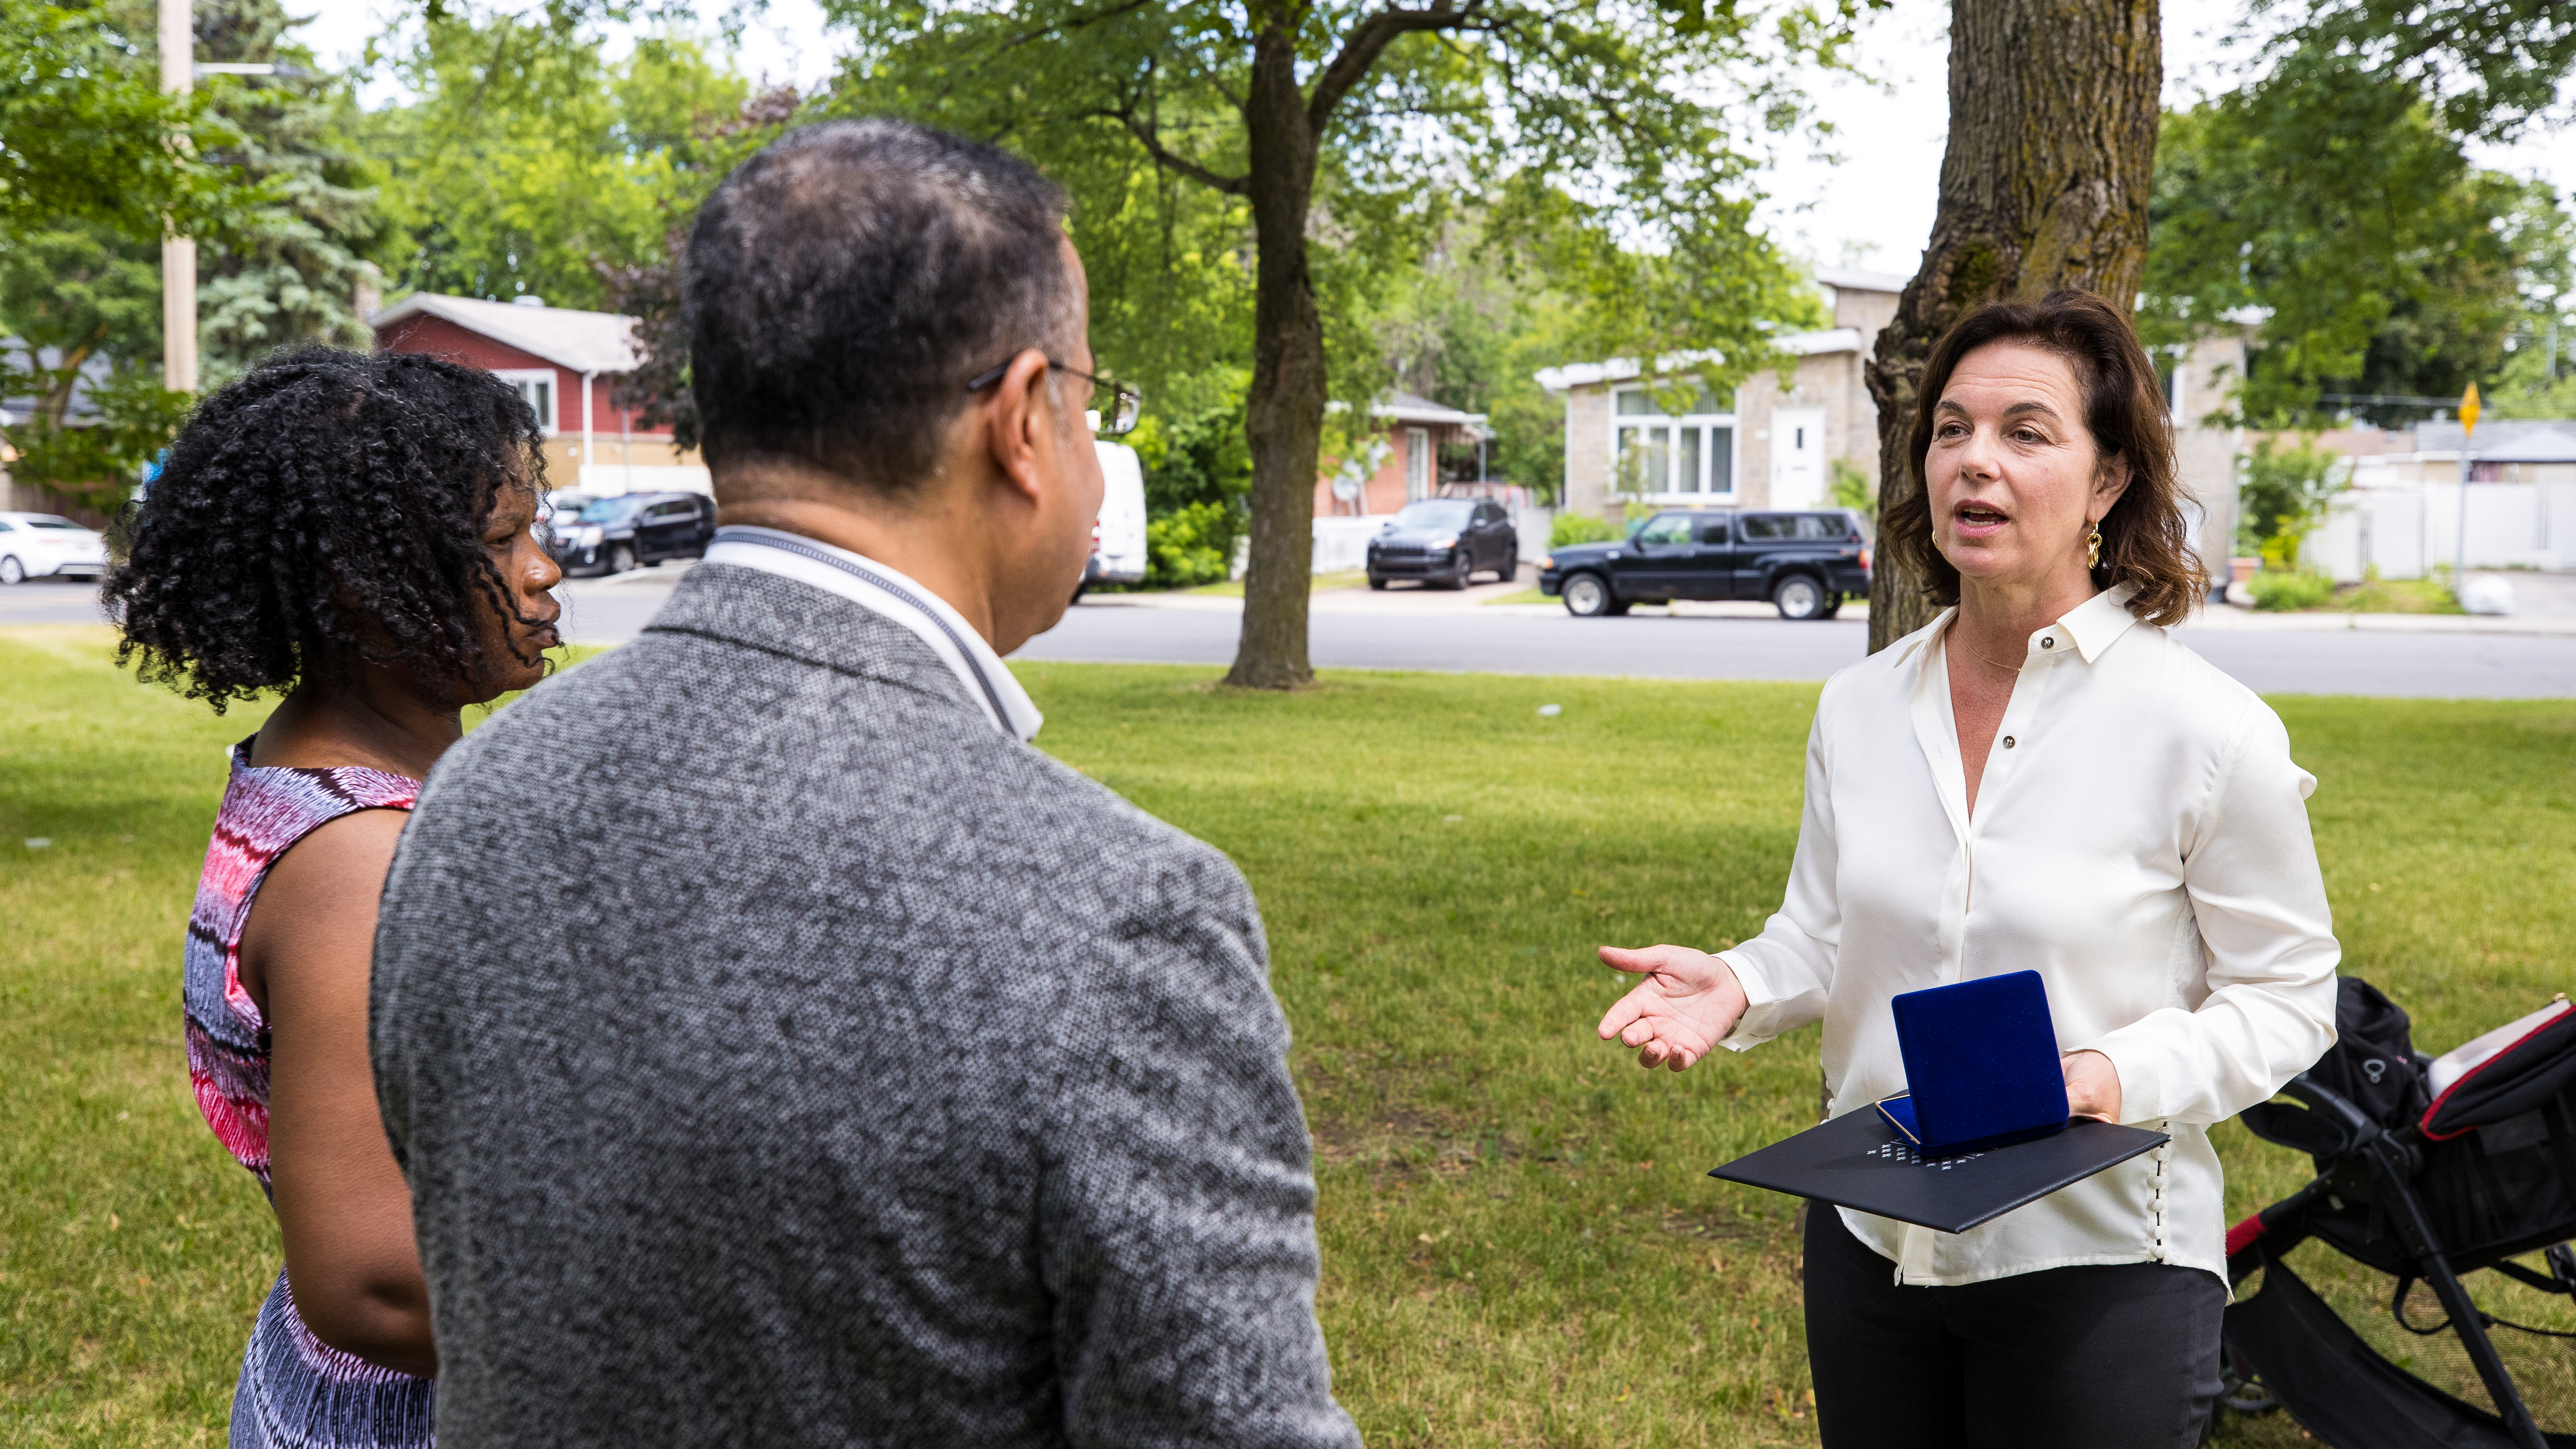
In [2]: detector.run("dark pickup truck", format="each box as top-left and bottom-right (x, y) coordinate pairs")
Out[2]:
(1538, 508), (1871, 620)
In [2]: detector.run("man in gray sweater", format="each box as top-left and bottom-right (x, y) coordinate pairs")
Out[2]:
(370, 120), (1360, 1448)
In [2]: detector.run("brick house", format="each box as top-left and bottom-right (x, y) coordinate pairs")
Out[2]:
(371, 294), (706, 495)
(1312, 392), (1491, 516)
(1535, 270), (2246, 575)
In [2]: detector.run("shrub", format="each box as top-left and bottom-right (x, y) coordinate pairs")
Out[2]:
(1551, 512), (1620, 548)
(1145, 500), (1237, 588)
(2238, 437), (2349, 571)
(2249, 569), (2336, 612)
(1829, 458), (1876, 520)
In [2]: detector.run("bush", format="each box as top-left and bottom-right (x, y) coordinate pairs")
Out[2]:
(2239, 437), (2349, 571)
(1145, 500), (1237, 588)
(2249, 569), (2336, 612)
(1549, 512), (1621, 548)
(1829, 458), (1876, 520)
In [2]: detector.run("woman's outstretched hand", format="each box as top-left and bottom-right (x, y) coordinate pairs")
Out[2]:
(1596, 944), (1751, 1071)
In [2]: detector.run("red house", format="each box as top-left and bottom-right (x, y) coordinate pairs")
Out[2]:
(371, 294), (706, 496)
(1312, 392), (1493, 517)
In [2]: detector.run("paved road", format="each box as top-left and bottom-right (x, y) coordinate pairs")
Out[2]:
(14, 573), (2576, 698)
(1021, 599), (2576, 698)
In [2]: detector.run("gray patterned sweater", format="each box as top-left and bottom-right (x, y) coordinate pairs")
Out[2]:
(370, 563), (1360, 1448)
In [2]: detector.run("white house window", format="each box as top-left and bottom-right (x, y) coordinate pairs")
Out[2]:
(1612, 384), (1736, 498)
(493, 369), (558, 435)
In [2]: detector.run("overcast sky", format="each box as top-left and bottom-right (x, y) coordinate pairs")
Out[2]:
(299, 0), (2568, 280)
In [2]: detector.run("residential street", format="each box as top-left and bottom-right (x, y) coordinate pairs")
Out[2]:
(11, 568), (2576, 698)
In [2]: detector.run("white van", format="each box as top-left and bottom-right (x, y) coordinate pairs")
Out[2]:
(1081, 440), (1148, 597)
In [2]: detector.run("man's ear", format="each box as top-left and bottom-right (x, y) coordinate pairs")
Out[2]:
(979, 348), (1056, 507)
(2090, 454), (2133, 522)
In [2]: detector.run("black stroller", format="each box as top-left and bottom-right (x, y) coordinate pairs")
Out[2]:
(2221, 979), (2576, 1448)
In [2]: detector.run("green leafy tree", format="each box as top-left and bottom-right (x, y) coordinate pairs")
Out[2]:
(0, 0), (256, 246)
(149, 0), (401, 386)
(2, 0), (410, 512)
(823, 0), (1866, 686)
(2486, 189), (2576, 420)
(1364, 220), (1606, 501)
(0, 0), (290, 513)
(2141, 50), (2560, 427)
(365, 10), (761, 309)
(0, 224), (191, 514)
(2258, 0), (2576, 144)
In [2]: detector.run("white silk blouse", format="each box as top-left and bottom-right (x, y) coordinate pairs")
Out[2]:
(1717, 583), (2341, 1287)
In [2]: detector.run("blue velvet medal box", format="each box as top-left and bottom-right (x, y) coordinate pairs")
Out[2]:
(1707, 970), (2169, 1234)
(1876, 970), (2072, 1155)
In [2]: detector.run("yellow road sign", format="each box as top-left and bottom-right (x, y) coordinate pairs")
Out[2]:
(2461, 382), (2481, 438)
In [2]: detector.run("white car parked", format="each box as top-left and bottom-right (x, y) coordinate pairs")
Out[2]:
(0, 513), (110, 585)
(1079, 440), (1148, 598)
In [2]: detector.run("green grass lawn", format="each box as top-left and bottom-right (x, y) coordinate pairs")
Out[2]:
(4, 623), (2572, 1446)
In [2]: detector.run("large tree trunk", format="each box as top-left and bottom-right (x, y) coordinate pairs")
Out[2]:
(1226, 17), (1325, 689)
(1864, 0), (2162, 653)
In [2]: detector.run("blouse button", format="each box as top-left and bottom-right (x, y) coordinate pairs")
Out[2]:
(2040, 636), (2056, 649)
(2002, 736), (2017, 749)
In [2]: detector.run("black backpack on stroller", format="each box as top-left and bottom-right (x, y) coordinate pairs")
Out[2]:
(2222, 977), (2576, 1449)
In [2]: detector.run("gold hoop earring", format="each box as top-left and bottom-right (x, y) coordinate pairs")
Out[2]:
(2086, 523), (2103, 570)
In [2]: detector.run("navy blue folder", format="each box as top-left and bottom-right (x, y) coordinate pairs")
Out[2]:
(1707, 972), (2169, 1233)
(1880, 971), (2070, 1155)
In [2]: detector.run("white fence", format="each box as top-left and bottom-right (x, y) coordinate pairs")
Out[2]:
(1311, 516), (1386, 573)
(2305, 483), (2576, 580)
(578, 463), (712, 496)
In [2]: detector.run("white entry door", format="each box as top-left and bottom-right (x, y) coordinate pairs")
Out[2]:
(1406, 427), (1432, 501)
(1770, 408), (1826, 510)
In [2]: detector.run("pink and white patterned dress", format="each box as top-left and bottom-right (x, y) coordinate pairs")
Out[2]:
(184, 740), (435, 1449)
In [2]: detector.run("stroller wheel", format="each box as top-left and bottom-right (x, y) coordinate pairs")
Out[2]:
(2220, 1380), (2278, 1416)
(2218, 1352), (2278, 1416)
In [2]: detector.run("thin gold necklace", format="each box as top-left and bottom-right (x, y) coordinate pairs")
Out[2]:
(1950, 634), (2025, 676)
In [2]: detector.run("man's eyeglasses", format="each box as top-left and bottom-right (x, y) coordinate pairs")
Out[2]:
(965, 357), (1142, 438)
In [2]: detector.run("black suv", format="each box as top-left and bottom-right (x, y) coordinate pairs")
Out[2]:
(1538, 508), (1870, 620)
(548, 491), (716, 576)
(1366, 498), (1520, 589)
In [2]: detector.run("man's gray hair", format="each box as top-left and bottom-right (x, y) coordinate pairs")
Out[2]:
(685, 119), (1073, 495)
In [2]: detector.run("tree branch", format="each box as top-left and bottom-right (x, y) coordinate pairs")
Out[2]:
(1306, 0), (1488, 133)
(1095, 106), (1252, 194)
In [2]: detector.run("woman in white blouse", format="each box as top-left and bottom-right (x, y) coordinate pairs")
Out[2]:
(1598, 290), (2339, 1448)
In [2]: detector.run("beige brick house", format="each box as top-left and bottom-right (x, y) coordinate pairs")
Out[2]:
(1535, 271), (2246, 577)
(1533, 269), (1905, 522)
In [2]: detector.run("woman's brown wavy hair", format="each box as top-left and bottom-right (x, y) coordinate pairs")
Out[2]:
(1879, 289), (2206, 628)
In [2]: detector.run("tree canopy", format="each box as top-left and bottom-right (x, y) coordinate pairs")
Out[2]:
(0, 0), (260, 246)
(817, 0), (1871, 683)
(2140, 46), (2570, 427)
(0, 0), (354, 513)
(361, 8), (773, 312)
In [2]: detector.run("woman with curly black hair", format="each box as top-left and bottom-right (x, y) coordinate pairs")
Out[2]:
(107, 346), (561, 1448)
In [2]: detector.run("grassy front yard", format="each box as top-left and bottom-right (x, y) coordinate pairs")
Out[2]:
(4, 623), (2571, 1446)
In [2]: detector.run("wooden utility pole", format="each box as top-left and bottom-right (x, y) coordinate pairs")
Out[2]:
(1863, 0), (2162, 652)
(159, 0), (197, 394)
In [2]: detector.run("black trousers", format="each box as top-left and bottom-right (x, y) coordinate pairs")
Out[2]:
(1803, 1202), (2225, 1449)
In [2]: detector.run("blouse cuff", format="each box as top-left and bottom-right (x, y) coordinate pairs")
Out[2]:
(2072, 1020), (2173, 1126)
(1715, 949), (1777, 1052)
